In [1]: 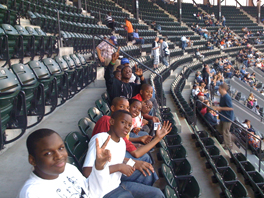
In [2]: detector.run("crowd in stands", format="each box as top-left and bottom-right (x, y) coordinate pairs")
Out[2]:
(18, 41), (173, 197)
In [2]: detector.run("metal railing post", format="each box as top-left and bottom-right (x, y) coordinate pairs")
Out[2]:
(99, 11), (101, 23)
(259, 141), (262, 172)
(57, 9), (62, 48)
(245, 132), (248, 158)
(92, 35), (95, 61)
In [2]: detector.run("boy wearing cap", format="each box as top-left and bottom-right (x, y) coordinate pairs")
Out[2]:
(96, 36), (120, 67)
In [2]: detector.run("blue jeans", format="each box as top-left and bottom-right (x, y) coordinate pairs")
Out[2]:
(161, 56), (169, 66)
(130, 131), (149, 138)
(121, 181), (165, 198)
(122, 152), (158, 186)
(103, 185), (133, 198)
(222, 20), (226, 26)
(182, 41), (187, 50)
(135, 38), (145, 44)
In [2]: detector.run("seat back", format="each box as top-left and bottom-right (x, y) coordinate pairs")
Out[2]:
(2, 24), (19, 35)
(161, 163), (177, 187)
(164, 185), (178, 198)
(70, 54), (82, 67)
(0, 68), (21, 93)
(64, 131), (88, 170)
(42, 58), (62, 75)
(11, 63), (38, 86)
(95, 99), (111, 115)
(76, 53), (87, 65)
(160, 148), (172, 167)
(63, 55), (75, 69)
(14, 25), (30, 36)
(25, 26), (39, 36)
(54, 56), (70, 71)
(78, 117), (95, 140)
(87, 107), (103, 123)
(34, 27), (47, 36)
(28, 60), (51, 80)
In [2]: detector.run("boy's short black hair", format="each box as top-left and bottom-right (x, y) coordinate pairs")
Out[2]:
(113, 70), (121, 76)
(112, 97), (127, 106)
(129, 98), (141, 106)
(111, 110), (132, 120)
(26, 128), (59, 157)
(140, 83), (153, 91)
(116, 65), (125, 71)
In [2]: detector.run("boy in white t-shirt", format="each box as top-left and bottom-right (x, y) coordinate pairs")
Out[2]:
(18, 128), (112, 198)
(83, 110), (170, 198)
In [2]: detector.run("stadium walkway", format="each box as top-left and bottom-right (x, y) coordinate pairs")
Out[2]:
(0, 69), (106, 198)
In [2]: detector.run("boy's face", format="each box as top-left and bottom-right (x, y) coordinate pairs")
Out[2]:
(129, 101), (142, 118)
(114, 72), (121, 81)
(29, 133), (68, 180)
(110, 113), (132, 138)
(141, 100), (153, 115)
(140, 86), (153, 101)
(111, 99), (130, 112)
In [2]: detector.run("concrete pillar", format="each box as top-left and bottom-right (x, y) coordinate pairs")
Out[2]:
(178, 0), (182, 24)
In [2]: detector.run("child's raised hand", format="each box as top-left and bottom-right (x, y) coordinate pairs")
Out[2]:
(140, 135), (152, 144)
(156, 121), (172, 140)
(95, 136), (111, 170)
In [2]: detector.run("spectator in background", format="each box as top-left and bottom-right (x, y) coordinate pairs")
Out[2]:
(125, 18), (134, 41)
(152, 37), (160, 69)
(195, 48), (204, 60)
(186, 37), (193, 47)
(252, 105), (261, 116)
(106, 12), (116, 32)
(151, 21), (161, 32)
(206, 41), (214, 50)
(195, 71), (203, 83)
(204, 108), (218, 127)
(132, 29), (145, 45)
(181, 36), (187, 50)
(247, 93), (257, 108)
(222, 16), (226, 27)
(211, 12), (215, 20)
(200, 100), (210, 116)
(96, 36), (120, 67)
(159, 38), (170, 67)
(192, 84), (200, 98)
(202, 67), (211, 89)
(214, 83), (234, 150)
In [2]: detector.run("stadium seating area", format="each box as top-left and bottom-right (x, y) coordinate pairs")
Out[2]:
(2, 0), (264, 197)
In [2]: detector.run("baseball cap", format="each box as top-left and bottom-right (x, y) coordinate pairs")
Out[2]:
(110, 36), (118, 45)
(121, 58), (130, 65)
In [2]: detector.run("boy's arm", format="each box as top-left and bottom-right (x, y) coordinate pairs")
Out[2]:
(129, 121), (172, 158)
(104, 50), (120, 85)
(129, 135), (152, 144)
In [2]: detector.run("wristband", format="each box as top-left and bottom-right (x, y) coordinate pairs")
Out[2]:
(110, 61), (115, 65)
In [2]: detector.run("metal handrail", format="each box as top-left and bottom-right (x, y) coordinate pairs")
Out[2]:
(193, 99), (263, 172)
(92, 35), (164, 107)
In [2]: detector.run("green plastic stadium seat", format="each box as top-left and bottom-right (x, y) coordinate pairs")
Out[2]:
(217, 166), (237, 181)
(55, 56), (78, 97)
(160, 139), (187, 159)
(63, 55), (84, 90)
(225, 180), (248, 197)
(2, 24), (23, 60)
(160, 148), (192, 176)
(0, 27), (9, 62)
(78, 117), (95, 140)
(164, 134), (182, 146)
(162, 163), (201, 198)
(88, 107), (103, 123)
(11, 63), (45, 128)
(42, 58), (69, 104)
(101, 92), (110, 107)
(64, 131), (88, 171)
(25, 26), (45, 58)
(95, 99), (111, 115)
(164, 185), (179, 198)
(0, 67), (27, 149)
(27, 60), (58, 115)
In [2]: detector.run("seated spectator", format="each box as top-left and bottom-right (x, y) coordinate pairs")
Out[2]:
(242, 119), (261, 150)
(132, 84), (159, 122)
(200, 101), (210, 116)
(186, 37), (193, 47)
(247, 93), (257, 108)
(181, 36), (187, 50)
(83, 110), (171, 198)
(18, 129), (111, 198)
(204, 108), (218, 127)
(195, 71), (203, 83)
(206, 41), (214, 50)
(224, 64), (234, 78)
(104, 50), (146, 102)
(252, 105), (261, 116)
(96, 36), (120, 67)
(240, 66), (248, 76)
(195, 48), (204, 60)
(132, 29), (145, 45)
(199, 82), (210, 98)
(151, 21), (161, 32)
(192, 84), (200, 98)
(106, 12), (116, 31)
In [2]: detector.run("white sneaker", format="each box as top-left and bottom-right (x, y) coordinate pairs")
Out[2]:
(131, 40), (136, 44)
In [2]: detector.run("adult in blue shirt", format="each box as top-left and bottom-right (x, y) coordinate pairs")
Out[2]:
(214, 83), (234, 150)
(132, 29), (145, 45)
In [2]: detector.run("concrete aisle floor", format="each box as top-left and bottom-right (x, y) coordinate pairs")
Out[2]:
(0, 77), (107, 198)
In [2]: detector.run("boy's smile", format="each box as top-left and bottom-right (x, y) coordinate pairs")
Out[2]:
(29, 133), (68, 180)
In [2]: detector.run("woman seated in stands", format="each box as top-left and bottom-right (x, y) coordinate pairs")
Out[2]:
(200, 101), (210, 116)
(242, 119), (261, 151)
(247, 93), (257, 109)
(204, 108), (218, 128)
